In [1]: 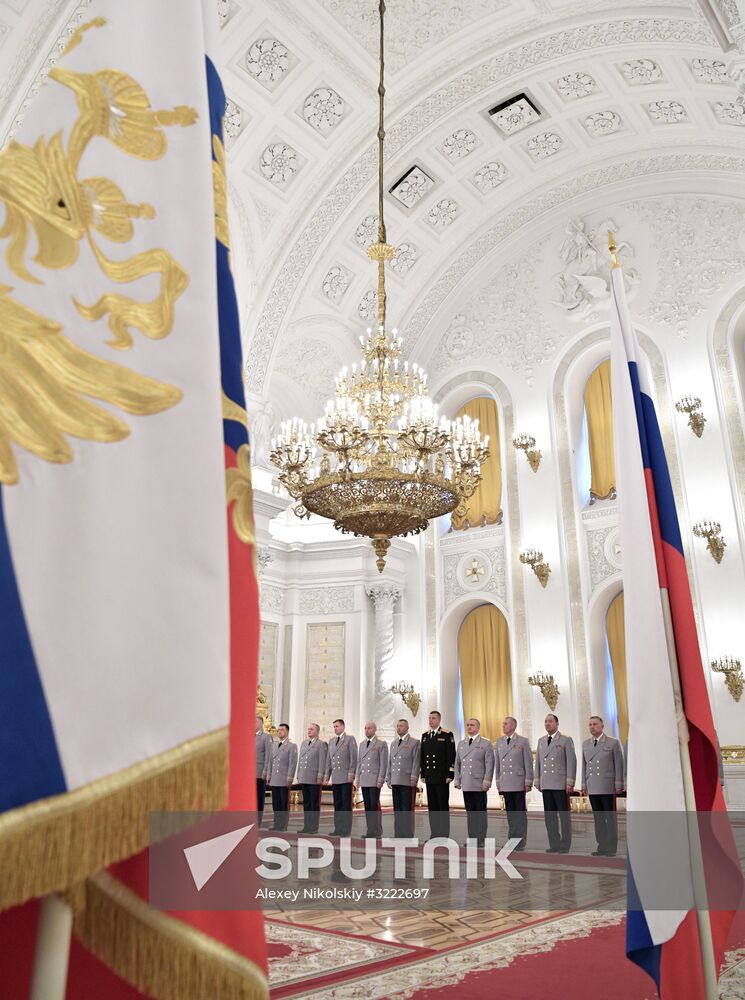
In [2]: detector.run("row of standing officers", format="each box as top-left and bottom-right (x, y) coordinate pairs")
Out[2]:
(256, 710), (625, 856)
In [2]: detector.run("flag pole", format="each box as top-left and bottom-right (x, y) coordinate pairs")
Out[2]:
(30, 894), (73, 1000)
(608, 231), (719, 1000)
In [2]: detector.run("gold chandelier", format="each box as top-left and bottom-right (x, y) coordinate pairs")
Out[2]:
(270, 0), (489, 572)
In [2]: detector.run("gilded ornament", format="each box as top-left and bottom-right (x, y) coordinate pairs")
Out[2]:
(212, 134), (230, 249)
(0, 24), (194, 482)
(225, 444), (256, 545)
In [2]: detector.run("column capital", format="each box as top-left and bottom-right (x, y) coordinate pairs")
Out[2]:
(365, 583), (402, 608)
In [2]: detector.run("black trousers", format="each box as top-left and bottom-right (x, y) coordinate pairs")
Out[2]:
(331, 782), (353, 836)
(425, 782), (450, 838)
(542, 788), (571, 850)
(361, 786), (382, 836)
(502, 790), (528, 848)
(256, 778), (266, 825)
(462, 790), (488, 842)
(300, 783), (321, 832)
(270, 785), (289, 831)
(392, 784), (415, 838)
(589, 794), (618, 854)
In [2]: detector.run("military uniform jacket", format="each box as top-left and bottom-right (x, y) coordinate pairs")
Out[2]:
(325, 733), (358, 785)
(268, 739), (297, 787)
(420, 727), (456, 783)
(535, 733), (577, 791)
(581, 735), (624, 795)
(355, 736), (388, 788)
(494, 734), (534, 792)
(256, 729), (274, 780)
(454, 734), (494, 792)
(386, 735), (421, 786)
(296, 738), (328, 784)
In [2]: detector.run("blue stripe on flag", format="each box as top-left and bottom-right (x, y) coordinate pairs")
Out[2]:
(0, 489), (66, 811)
(205, 55), (249, 454)
(627, 865), (662, 990)
(627, 362), (684, 556)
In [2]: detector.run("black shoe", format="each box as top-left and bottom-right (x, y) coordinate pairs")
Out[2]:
(546, 847), (559, 853)
(557, 847), (570, 854)
(604, 851), (617, 857)
(591, 850), (604, 856)
(476, 839), (485, 848)
(513, 844), (526, 852)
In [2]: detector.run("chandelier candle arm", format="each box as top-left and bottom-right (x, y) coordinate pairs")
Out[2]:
(710, 657), (743, 702)
(692, 520), (726, 563)
(675, 395), (706, 438)
(269, 0), (489, 571)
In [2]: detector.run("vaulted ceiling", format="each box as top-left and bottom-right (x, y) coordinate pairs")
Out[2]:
(2, 0), (745, 424)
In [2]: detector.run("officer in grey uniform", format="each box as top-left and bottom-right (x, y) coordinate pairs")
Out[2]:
(355, 722), (389, 838)
(387, 719), (421, 838)
(325, 718), (358, 837)
(267, 723), (297, 832)
(297, 723), (328, 834)
(535, 714), (576, 853)
(454, 718), (494, 845)
(580, 715), (624, 856)
(255, 714), (274, 827)
(494, 715), (534, 851)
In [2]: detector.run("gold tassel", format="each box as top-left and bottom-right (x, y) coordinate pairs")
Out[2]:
(72, 871), (269, 1000)
(0, 728), (227, 911)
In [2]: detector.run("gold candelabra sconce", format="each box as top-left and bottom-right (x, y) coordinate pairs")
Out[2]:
(675, 395), (706, 438)
(520, 548), (551, 587)
(692, 520), (726, 564)
(512, 432), (542, 473)
(528, 671), (560, 711)
(711, 657), (743, 703)
(390, 681), (421, 716)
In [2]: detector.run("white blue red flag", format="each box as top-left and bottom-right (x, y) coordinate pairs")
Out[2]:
(0, 1), (267, 996)
(610, 257), (741, 997)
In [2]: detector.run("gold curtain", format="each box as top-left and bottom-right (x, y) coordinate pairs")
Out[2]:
(606, 591), (628, 743)
(451, 397), (501, 530)
(458, 604), (512, 741)
(584, 360), (616, 501)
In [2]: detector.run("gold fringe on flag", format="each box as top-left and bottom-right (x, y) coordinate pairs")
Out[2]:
(72, 871), (269, 1000)
(0, 728), (227, 911)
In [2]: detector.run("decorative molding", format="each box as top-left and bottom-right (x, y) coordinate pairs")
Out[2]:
(443, 544), (506, 608)
(245, 38), (292, 88)
(299, 586), (355, 615)
(441, 128), (478, 160)
(647, 99), (687, 123)
(691, 57), (727, 83)
(525, 131), (563, 159)
(490, 96), (540, 136)
(260, 584), (285, 614)
(621, 58), (663, 84)
(390, 242), (418, 276)
(555, 71), (597, 99)
(473, 160), (507, 194)
(259, 142), (299, 186)
(553, 215), (638, 317)
(426, 198), (459, 230)
(245, 17), (714, 391)
(303, 87), (344, 134)
(321, 264), (352, 302)
(584, 110), (622, 136)
(586, 524), (621, 591)
(391, 166), (434, 208)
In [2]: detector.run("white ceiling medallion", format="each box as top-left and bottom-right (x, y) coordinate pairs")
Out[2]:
(303, 87), (345, 134)
(621, 58), (663, 85)
(473, 160), (507, 193)
(441, 128), (478, 160)
(223, 98), (244, 147)
(217, 0), (234, 28)
(426, 198), (459, 229)
(647, 100), (687, 124)
(584, 110), (622, 137)
(245, 38), (293, 90)
(525, 131), (562, 159)
(321, 265), (352, 303)
(390, 165), (435, 208)
(489, 94), (541, 135)
(390, 242), (419, 276)
(555, 72), (597, 100)
(354, 214), (379, 248)
(691, 58), (727, 83)
(259, 142), (299, 187)
(713, 101), (745, 126)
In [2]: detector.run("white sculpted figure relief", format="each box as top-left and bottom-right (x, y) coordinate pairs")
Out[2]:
(553, 217), (638, 316)
(249, 398), (275, 469)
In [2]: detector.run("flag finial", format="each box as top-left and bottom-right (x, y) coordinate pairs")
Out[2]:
(607, 230), (620, 270)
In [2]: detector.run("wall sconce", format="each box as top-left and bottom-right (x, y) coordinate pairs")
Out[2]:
(692, 520), (726, 564)
(528, 671), (560, 711)
(512, 432), (542, 472)
(520, 548), (551, 587)
(675, 395), (706, 438)
(711, 657), (743, 703)
(390, 681), (421, 716)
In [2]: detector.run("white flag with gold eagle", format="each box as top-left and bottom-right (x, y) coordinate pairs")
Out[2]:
(0, 0), (239, 909)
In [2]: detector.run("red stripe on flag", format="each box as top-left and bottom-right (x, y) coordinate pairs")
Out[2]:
(660, 910), (705, 999)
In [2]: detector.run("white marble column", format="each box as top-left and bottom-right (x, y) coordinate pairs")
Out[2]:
(366, 583), (402, 742)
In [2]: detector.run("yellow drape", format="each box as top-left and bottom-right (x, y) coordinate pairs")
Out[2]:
(451, 397), (501, 530)
(458, 604), (512, 741)
(584, 360), (616, 501)
(606, 592), (628, 743)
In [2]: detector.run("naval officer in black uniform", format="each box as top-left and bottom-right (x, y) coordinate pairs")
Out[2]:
(420, 710), (456, 839)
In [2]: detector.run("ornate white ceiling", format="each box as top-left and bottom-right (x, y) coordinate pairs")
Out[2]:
(2, 0), (745, 425)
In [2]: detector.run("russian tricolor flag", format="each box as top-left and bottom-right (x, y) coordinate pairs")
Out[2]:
(610, 252), (742, 997)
